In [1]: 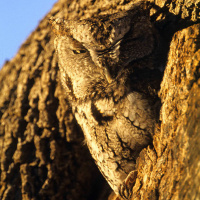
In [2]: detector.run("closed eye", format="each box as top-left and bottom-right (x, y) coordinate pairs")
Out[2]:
(72, 49), (87, 54)
(96, 39), (122, 55)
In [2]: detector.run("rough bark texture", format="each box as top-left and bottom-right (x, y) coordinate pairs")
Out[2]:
(0, 0), (199, 200)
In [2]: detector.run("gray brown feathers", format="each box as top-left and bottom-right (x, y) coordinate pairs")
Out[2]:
(50, 1), (162, 199)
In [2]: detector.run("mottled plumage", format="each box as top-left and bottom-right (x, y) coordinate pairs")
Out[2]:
(50, 1), (162, 199)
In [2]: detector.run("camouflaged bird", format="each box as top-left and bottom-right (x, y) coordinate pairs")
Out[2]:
(50, 1), (162, 199)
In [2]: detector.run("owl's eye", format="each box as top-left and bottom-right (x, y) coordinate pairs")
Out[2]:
(72, 49), (86, 54)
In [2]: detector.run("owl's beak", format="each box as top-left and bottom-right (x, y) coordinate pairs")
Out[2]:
(104, 68), (114, 84)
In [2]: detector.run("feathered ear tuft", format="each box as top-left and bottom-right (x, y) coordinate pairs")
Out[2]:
(49, 17), (71, 36)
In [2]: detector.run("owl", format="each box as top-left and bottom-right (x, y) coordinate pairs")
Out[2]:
(50, 1), (162, 199)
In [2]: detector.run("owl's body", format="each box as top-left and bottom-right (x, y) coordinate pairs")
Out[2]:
(51, 1), (162, 199)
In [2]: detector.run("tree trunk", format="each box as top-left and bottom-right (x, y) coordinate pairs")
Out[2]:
(0, 0), (199, 200)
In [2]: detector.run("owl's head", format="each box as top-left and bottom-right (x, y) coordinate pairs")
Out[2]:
(50, 1), (158, 100)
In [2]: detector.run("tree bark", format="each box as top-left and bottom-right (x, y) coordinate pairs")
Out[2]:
(0, 0), (199, 200)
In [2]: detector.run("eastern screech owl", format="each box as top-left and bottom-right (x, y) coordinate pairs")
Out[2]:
(51, 1), (162, 199)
